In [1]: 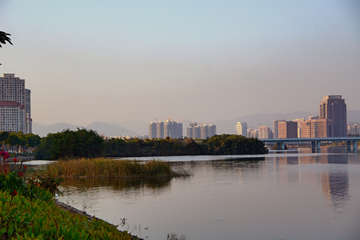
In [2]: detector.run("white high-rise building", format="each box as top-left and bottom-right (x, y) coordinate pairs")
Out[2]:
(187, 122), (216, 139)
(149, 120), (183, 139)
(0, 74), (32, 133)
(236, 122), (247, 136)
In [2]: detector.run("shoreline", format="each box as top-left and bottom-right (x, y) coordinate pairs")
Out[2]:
(55, 200), (142, 240)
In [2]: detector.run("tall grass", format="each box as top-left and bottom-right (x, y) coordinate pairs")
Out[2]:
(46, 158), (186, 178)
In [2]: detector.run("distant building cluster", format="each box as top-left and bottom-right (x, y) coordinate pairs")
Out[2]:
(149, 120), (183, 139)
(236, 95), (349, 139)
(187, 122), (216, 139)
(0, 74), (32, 133)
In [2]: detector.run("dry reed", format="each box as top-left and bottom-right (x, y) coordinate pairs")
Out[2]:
(45, 158), (184, 178)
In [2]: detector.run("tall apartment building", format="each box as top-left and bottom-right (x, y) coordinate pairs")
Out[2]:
(148, 122), (157, 139)
(301, 119), (334, 138)
(278, 121), (298, 139)
(319, 95), (347, 137)
(187, 122), (216, 139)
(156, 121), (164, 139)
(258, 126), (273, 139)
(273, 120), (279, 139)
(149, 120), (183, 139)
(0, 74), (32, 133)
(164, 120), (182, 138)
(236, 122), (247, 136)
(247, 127), (258, 138)
(293, 118), (305, 138)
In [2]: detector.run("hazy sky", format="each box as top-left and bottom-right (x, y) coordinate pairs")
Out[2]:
(1, 0), (359, 126)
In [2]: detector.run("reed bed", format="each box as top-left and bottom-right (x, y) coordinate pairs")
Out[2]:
(45, 158), (186, 178)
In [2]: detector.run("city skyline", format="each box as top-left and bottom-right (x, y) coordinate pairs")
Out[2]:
(1, 1), (359, 127)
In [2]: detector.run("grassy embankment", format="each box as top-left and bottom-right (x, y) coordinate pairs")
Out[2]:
(45, 158), (188, 178)
(0, 170), (139, 240)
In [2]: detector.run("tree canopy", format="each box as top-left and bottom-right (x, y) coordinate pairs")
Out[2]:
(0, 31), (12, 47)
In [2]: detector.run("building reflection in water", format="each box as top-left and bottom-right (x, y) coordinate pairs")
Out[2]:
(273, 147), (351, 211)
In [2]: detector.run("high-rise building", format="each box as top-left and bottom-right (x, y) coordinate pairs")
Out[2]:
(293, 118), (305, 138)
(164, 120), (183, 139)
(187, 123), (216, 139)
(0, 74), (32, 133)
(149, 120), (183, 139)
(258, 126), (273, 139)
(156, 121), (164, 139)
(301, 119), (334, 138)
(247, 127), (258, 138)
(278, 121), (298, 139)
(319, 95), (347, 137)
(273, 120), (279, 139)
(148, 122), (157, 139)
(236, 122), (247, 136)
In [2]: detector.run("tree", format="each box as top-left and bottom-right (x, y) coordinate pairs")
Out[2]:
(34, 134), (55, 160)
(25, 133), (41, 148)
(51, 128), (104, 159)
(0, 31), (12, 65)
(0, 31), (12, 47)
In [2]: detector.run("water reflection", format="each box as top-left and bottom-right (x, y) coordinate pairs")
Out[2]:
(272, 148), (352, 211)
(54, 148), (360, 240)
(60, 177), (175, 195)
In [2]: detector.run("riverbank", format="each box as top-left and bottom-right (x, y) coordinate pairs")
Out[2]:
(0, 171), (140, 240)
(55, 200), (142, 240)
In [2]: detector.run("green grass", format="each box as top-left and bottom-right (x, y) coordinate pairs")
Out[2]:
(45, 158), (187, 178)
(0, 190), (137, 240)
(0, 170), (138, 240)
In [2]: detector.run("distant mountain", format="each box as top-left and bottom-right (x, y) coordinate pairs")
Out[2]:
(32, 122), (81, 137)
(109, 121), (148, 135)
(32, 122), (138, 137)
(348, 110), (360, 124)
(86, 122), (138, 137)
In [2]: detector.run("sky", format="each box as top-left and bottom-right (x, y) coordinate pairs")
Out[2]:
(0, 0), (359, 127)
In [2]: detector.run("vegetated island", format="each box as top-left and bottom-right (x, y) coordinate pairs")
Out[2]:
(34, 128), (268, 160)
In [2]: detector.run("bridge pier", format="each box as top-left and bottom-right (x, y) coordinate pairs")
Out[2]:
(311, 141), (315, 151)
(347, 141), (351, 150)
(276, 142), (285, 150)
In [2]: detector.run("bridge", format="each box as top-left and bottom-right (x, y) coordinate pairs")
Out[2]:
(260, 137), (360, 150)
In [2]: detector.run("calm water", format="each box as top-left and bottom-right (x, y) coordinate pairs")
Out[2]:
(52, 147), (360, 240)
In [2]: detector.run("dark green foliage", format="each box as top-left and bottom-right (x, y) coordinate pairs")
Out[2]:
(36, 132), (267, 159)
(0, 132), (10, 142)
(104, 137), (204, 157)
(0, 31), (12, 47)
(0, 171), (53, 202)
(0, 131), (41, 153)
(36, 129), (104, 160)
(202, 134), (268, 155)
(34, 134), (55, 160)
(104, 134), (267, 157)
(51, 128), (104, 159)
(5, 133), (21, 147)
(25, 133), (41, 148)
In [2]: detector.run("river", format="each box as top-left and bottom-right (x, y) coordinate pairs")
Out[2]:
(49, 147), (360, 240)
